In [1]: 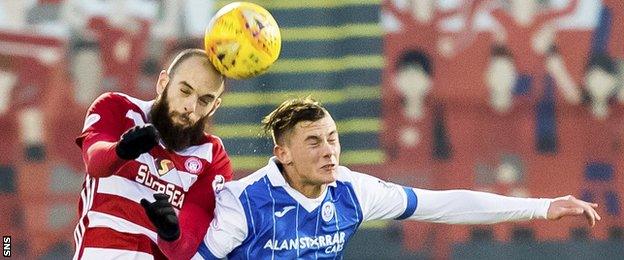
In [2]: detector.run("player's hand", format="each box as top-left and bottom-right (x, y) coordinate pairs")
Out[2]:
(546, 195), (601, 227)
(116, 124), (158, 160)
(140, 193), (180, 242)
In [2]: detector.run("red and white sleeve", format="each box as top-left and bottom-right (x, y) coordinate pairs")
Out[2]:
(76, 92), (132, 177)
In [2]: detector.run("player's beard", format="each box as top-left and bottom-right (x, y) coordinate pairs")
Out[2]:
(149, 91), (208, 152)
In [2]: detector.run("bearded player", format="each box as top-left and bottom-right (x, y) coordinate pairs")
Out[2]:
(73, 49), (232, 259)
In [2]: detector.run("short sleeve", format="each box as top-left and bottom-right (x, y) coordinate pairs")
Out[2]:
(346, 170), (417, 222)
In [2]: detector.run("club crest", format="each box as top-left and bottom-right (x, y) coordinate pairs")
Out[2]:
(321, 201), (335, 222)
(184, 157), (203, 174)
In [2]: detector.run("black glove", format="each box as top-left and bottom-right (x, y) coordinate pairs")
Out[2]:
(140, 193), (180, 242)
(115, 124), (158, 160)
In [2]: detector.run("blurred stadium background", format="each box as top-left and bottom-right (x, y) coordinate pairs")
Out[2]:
(0, 0), (623, 259)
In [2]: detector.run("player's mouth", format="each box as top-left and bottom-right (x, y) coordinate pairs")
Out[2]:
(321, 163), (336, 172)
(173, 114), (192, 125)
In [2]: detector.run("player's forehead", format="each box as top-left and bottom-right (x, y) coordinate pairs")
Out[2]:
(291, 115), (337, 139)
(172, 56), (224, 94)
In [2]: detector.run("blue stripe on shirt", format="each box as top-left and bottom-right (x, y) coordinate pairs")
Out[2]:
(395, 187), (418, 220)
(198, 241), (219, 259)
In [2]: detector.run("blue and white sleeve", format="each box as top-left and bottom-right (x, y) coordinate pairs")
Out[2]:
(350, 170), (551, 224)
(348, 171), (419, 222)
(191, 188), (248, 260)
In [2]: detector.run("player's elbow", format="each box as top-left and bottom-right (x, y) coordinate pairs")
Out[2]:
(83, 141), (124, 177)
(85, 162), (114, 178)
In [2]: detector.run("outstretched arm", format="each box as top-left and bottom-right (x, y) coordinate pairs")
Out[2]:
(348, 170), (600, 226)
(410, 189), (599, 225)
(410, 188), (550, 224)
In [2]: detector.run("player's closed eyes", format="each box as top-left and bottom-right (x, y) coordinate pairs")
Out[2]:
(308, 142), (320, 147)
(198, 97), (210, 106)
(308, 139), (337, 147)
(180, 89), (211, 107)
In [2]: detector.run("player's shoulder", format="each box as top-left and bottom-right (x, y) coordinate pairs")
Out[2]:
(89, 92), (152, 115)
(201, 134), (227, 151)
(178, 135), (228, 164)
(222, 165), (271, 197)
(334, 166), (387, 189)
(90, 92), (130, 107)
(334, 165), (359, 183)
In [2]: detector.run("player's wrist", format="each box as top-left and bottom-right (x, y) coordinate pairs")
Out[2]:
(158, 227), (180, 242)
(115, 141), (135, 160)
(528, 198), (553, 220)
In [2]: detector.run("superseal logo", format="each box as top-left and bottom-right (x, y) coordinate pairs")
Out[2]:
(263, 232), (346, 254)
(135, 164), (185, 208)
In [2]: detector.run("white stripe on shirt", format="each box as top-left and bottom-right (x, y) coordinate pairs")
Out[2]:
(87, 211), (157, 242)
(81, 247), (154, 260)
(97, 175), (155, 204)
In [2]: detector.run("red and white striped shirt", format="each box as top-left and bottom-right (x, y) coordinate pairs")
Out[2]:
(74, 92), (232, 260)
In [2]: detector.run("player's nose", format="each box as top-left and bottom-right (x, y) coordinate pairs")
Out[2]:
(183, 98), (198, 113)
(321, 141), (337, 157)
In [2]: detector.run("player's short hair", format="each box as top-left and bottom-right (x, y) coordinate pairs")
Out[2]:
(167, 49), (225, 82)
(397, 49), (432, 75)
(262, 97), (327, 145)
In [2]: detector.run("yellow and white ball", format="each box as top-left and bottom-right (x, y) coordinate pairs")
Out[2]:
(204, 2), (281, 79)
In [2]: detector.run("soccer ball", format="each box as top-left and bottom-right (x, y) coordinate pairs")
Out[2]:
(204, 2), (281, 79)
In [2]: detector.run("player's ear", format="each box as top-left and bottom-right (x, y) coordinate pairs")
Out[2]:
(207, 97), (222, 117)
(274, 144), (292, 166)
(157, 70), (169, 95)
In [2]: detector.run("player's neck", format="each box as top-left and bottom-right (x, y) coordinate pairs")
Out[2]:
(294, 183), (326, 199)
(282, 168), (326, 199)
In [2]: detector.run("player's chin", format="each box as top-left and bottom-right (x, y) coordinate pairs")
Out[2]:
(318, 170), (337, 183)
(174, 119), (195, 129)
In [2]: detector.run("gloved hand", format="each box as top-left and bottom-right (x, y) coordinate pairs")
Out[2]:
(140, 193), (180, 241)
(115, 124), (158, 160)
